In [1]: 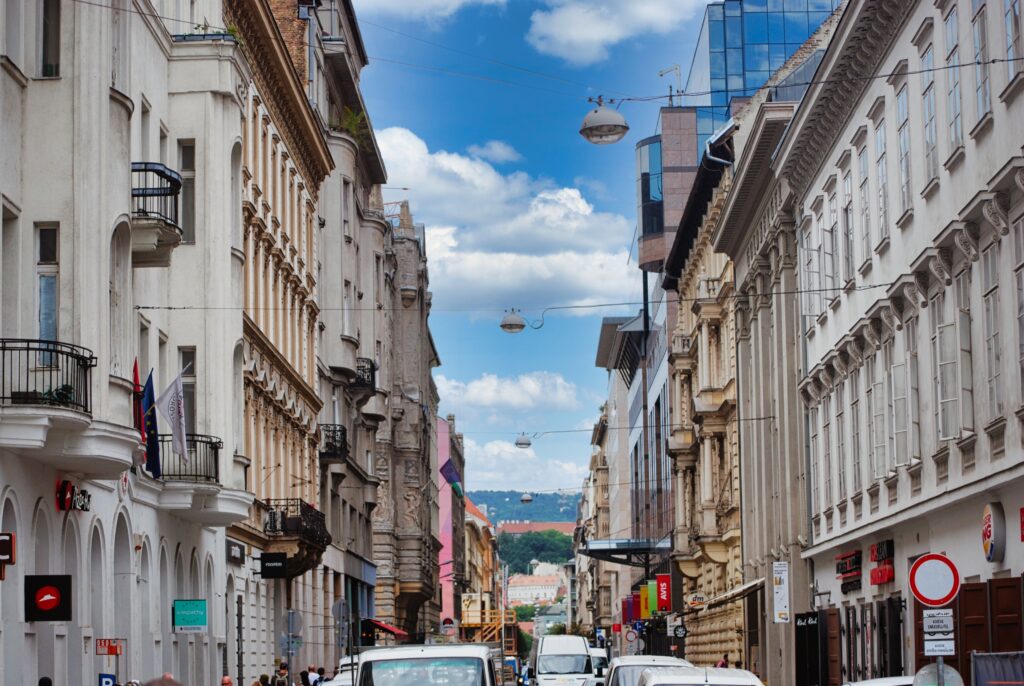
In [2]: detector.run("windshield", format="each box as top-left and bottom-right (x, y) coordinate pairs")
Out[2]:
(538, 655), (592, 675)
(592, 656), (609, 672)
(358, 657), (485, 686)
(608, 666), (679, 686)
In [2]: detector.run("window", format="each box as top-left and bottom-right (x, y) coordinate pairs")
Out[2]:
(179, 141), (196, 243)
(823, 395), (832, 509)
(850, 369), (862, 493)
(374, 253), (383, 306)
(946, 9), (964, 149)
(1007, 0), (1022, 80)
(342, 280), (353, 337)
(37, 225), (59, 364)
(836, 382), (847, 501)
(858, 147), (871, 261)
(342, 179), (352, 237)
(865, 355), (876, 478)
(931, 280), (974, 443)
(821, 207), (836, 294)
(955, 271), (975, 433)
(875, 120), (889, 240)
(982, 244), (1002, 417)
(974, 7), (992, 119)
(180, 348), (196, 434)
(870, 352), (887, 479)
(921, 46), (938, 181)
(810, 406), (820, 513)
(801, 222), (822, 325)
(891, 333), (909, 468)
(110, 0), (127, 89)
(906, 318), (922, 462)
(896, 86), (912, 213)
(884, 339), (897, 472)
(39, 0), (60, 77)
(842, 172), (855, 281)
(1014, 218), (1024, 399)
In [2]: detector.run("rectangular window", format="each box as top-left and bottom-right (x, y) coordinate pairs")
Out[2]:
(1014, 218), (1024, 399)
(180, 347), (196, 434)
(875, 120), (889, 239)
(37, 225), (59, 365)
(884, 340), (897, 472)
(896, 86), (912, 213)
(374, 253), (383, 306)
(39, 0), (60, 77)
(921, 46), (938, 181)
(179, 141), (196, 243)
(1007, 0), (1023, 80)
(956, 271), (975, 433)
(906, 317), (922, 462)
(810, 406), (820, 514)
(974, 7), (992, 119)
(801, 223), (822, 325)
(823, 395), (832, 509)
(836, 382), (847, 501)
(821, 209), (836, 294)
(946, 9), (964, 149)
(5, 0), (22, 65)
(982, 244), (1002, 417)
(871, 352), (887, 479)
(932, 290), (963, 441)
(342, 179), (352, 237)
(850, 369), (862, 493)
(842, 172), (855, 281)
(892, 337), (909, 468)
(858, 147), (871, 261)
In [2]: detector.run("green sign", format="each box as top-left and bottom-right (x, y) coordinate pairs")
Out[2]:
(172, 599), (208, 634)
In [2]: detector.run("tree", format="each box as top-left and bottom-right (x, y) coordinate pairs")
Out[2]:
(514, 605), (537, 622)
(497, 530), (573, 574)
(546, 623), (567, 635)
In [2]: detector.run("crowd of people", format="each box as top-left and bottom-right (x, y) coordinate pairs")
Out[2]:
(37, 661), (344, 686)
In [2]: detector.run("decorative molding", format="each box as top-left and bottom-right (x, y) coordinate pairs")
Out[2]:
(928, 251), (952, 286)
(953, 224), (980, 262)
(902, 282), (924, 314)
(862, 321), (881, 351)
(981, 193), (1010, 236)
(845, 339), (862, 367)
(1015, 168), (1024, 195)
(880, 305), (902, 333)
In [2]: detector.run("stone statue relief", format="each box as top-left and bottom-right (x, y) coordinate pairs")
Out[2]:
(402, 489), (421, 527)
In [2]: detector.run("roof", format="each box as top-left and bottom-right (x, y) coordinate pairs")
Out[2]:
(593, 316), (634, 369)
(464, 498), (493, 527)
(610, 656), (694, 668)
(358, 644), (493, 663)
(508, 574), (560, 587)
(498, 521), (576, 536)
(639, 667), (764, 686)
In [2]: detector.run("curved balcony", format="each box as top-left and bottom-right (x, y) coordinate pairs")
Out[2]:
(319, 423), (349, 466)
(264, 498), (331, 577)
(131, 162), (183, 268)
(0, 338), (94, 413)
(158, 433), (221, 482)
(155, 433), (253, 526)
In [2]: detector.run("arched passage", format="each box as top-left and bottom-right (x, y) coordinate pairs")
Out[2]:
(33, 503), (54, 683)
(1, 497), (24, 686)
(90, 524), (106, 678)
(139, 539), (153, 678)
(63, 517), (83, 686)
(160, 543), (172, 673)
(175, 546), (187, 680)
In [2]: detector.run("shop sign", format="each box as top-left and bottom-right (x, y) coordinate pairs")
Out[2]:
(656, 575), (671, 612)
(639, 584), (651, 619)
(172, 599), (208, 633)
(981, 502), (1005, 562)
(0, 532), (15, 581)
(24, 574), (72, 622)
(870, 539), (894, 562)
(260, 552), (287, 579)
(612, 623), (621, 633)
(836, 550), (863, 593)
(226, 539), (245, 565)
(687, 592), (707, 609)
(56, 480), (91, 512)
(870, 563), (895, 585)
(773, 561), (790, 623)
(95, 638), (124, 656)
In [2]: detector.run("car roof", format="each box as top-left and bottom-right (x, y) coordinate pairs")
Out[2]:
(611, 656), (695, 667)
(358, 644), (492, 662)
(841, 678), (915, 686)
(638, 666), (763, 686)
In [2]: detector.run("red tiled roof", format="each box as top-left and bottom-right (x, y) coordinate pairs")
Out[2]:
(465, 497), (493, 527)
(497, 522), (575, 536)
(508, 574), (560, 586)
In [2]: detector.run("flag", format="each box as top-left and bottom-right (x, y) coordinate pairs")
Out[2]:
(656, 574), (672, 612)
(639, 586), (651, 619)
(156, 371), (188, 460)
(132, 359), (145, 444)
(440, 459), (464, 499)
(648, 580), (659, 614)
(142, 372), (162, 479)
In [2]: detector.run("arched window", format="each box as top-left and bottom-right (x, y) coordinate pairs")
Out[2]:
(109, 223), (131, 377)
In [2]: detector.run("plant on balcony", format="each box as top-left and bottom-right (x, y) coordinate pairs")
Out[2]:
(42, 384), (76, 406)
(330, 107), (369, 147)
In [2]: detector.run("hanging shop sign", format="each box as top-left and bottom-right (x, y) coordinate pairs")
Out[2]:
(772, 561), (790, 624)
(260, 552), (287, 579)
(639, 584), (651, 619)
(647, 580), (658, 614)
(870, 539), (894, 563)
(24, 574), (72, 622)
(0, 532), (15, 581)
(656, 574), (671, 613)
(612, 623), (622, 633)
(172, 599), (208, 633)
(981, 502), (1006, 563)
(687, 592), (707, 609)
(835, 550), (863, 593)
(226, 539), (245, 566)
(95, 638), (125, 656)
(56, 480), (92, 512)
(869, 538), (895, 585)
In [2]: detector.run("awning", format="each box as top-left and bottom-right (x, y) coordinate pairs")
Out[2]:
(702, 578), (764, 610)
(365, 618), (409, 637)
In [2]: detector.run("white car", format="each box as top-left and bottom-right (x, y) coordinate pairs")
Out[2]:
(322, 656), (357, 685)
(841, 678), (915, 686)
(636, 666), (763, 686)
(591, 656), (695, 686)
(354, 644), (502, 686)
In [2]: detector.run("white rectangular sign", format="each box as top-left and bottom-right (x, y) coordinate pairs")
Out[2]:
(922, 609), (954, 634)
(772, 562), (790, 624)
(924, 640), (955, 656)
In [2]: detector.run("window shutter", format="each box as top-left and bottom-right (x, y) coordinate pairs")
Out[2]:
(891, 362), (908, 467)
(872, 371), (887, 479)
(957, 280), (975, 433)
(937, 322), (959, 440)
(990, 577), (1023, 652)
(822, 224), (836, 292)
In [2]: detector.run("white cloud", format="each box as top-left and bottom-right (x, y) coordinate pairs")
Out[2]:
(436, 371), (579, 410)
(352, 0), (504, 20)
(462, 438), (589, 491)
(376, 127), (639, 312)
(526, 0), (709, 65)
(467, 140), (523, 163)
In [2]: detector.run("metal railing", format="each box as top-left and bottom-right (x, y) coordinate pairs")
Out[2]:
(319, 424), (348, 461)
(264, 498), (331, 549)
(158, 433), (222, 483)
(0, 339), (95, 413)
(131, 162), (182, 226)
(352, 357), (376, 391)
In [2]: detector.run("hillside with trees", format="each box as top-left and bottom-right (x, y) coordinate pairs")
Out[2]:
(468, 490), (579, 523)
(497, 529), (574, 574)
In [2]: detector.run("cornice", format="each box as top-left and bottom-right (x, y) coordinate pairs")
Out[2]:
(225, 0), (334, 191)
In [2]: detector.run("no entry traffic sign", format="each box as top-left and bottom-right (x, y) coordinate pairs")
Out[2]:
(909, 553), (960, 608)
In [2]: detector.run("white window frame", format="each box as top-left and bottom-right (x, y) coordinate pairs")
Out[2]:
(858, 147), (871, 261)
(823, 394), (833, 509)
(982, 243), (1002, 417)
(875, 119), (889, 240)
(891, 331), (910, 468)
(1007, 0), (1022, 80)
(946, 8), (964, 150)
(36, 224), (60, 366)
(1014, 217), (1024, 401)
(884, 339), (897, 473)
(842, 172), (855, 281)
(821, 207), (836, 295)
(179, 347), (197, 435)
(896, 86), (912, 214)
(974, 6), (992, 120)
(810, 405), (820, 514)
(836, 381), (847, 501)
(956, 270), (976, 433)
(850, 369), (862, 493)
(906, 317), (922, 462)
(801, 222), (822, 325)
(871, 352), (887, 479)
(921, 45), (938, 182)
(179, 140), (196, 244)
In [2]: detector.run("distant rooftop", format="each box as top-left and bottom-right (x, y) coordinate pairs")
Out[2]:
(497, 521), (576, 536)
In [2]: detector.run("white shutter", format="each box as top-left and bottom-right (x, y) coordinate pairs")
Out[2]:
(821, 224), (836, 293)
(891, 362), (908, 467)
(937, 322), (959, 440)
(800, 239), (822, 322)
(956, 273), (974, 433)
(908, 333), (921, 462)
(872, 367), (887, 479)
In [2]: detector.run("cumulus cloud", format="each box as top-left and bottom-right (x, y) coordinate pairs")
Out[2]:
(436, 371), (579, 410)
(376, 127), (638, 311)
(462, 438), (590, 491)
(526, 0), (709, 65)
(467, 140), (523, 163)
(352, 0), (504, 20)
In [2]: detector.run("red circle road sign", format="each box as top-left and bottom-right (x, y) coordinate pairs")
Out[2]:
(909, 553), (960, 607)
(35, 585), (61, 612)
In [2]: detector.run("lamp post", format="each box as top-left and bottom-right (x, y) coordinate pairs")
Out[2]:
(579, 96), (630, 145)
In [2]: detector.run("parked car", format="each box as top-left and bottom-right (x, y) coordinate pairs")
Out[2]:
(532, 635), (594, 686)
(635, 666), (764, 686)
(353, 644), (502, 686)
(589, 656), (694, 686)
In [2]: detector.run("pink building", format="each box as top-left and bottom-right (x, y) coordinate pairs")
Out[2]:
(437, 415), (466, 627)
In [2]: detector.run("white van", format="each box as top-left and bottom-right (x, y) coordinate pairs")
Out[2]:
(533, 635), (594, 686)
(589, 646), (609, 676)
(353, 644), (501, 686)
(635, 666), (764, 686)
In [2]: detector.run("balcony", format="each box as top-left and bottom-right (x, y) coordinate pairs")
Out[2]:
(351, 357), (376, 398)
(155, 434), (253, 526)
(131, 162), (183, 267)
(1, 338), (94, 413)
(264, 498), (332, 577)
(319, 424), (349, 466)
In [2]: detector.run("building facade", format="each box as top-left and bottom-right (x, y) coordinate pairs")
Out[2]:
(777, 1), (1024, 684)
(437, 414), (467, 630)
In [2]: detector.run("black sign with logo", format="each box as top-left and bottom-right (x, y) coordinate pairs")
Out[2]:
(55, 480), (91, 512)
(226, 539), (245, 565)
(25, 574), (72, 622)
(870, 539), (894, 562)
(260, 552), (287, 579)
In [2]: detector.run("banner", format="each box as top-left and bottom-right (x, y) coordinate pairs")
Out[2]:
(639, 585), (651, 619)
(656, 574), (671, 612)
(622, 598), (631, 623)
(647, 580), (658, 614)
(772, 561), (791, 623)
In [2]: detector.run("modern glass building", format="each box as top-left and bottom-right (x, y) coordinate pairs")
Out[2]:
(683, 0), (842, 152)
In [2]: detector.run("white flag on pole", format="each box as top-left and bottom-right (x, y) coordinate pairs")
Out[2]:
(156, 372), (188, 460)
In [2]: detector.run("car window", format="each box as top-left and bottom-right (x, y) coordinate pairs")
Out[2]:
(537, 655), (592, 675)
(358, 657), (485, 686)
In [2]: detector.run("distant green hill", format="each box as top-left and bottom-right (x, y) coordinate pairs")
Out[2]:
(467, 490), (580, 523)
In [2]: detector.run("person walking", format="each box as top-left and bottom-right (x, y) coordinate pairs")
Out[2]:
(307, 665), (320, 686)
(221, 676), (234, 686)
(271, 663), (291, 686)
(715, 654), (729, 668)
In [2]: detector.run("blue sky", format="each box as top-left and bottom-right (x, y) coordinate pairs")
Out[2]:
(352, 0), (712, 493)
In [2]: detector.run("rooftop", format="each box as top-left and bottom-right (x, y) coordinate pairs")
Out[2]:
(497, 521), (576, 536)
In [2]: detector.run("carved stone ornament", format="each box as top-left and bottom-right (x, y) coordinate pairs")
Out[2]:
(846, 339), (863, 367)
(982, 193), (1010, 236)
(372, 481), (393, 524)
(1015, 168), (1024, 195)
(403, 459), (419, 484)
(402, 489), (421, 527)
(862, 321), (881, 351)
(805, 381), (822, 403)
(880, 304), (902, 333)
(902, 282), (924, 314)
(953, 225), (980, 263)
(818, 366), (834, 391)
(928, 251), (953, 287)
(913, 273), (930, 306)
(832, 354), (849, 379)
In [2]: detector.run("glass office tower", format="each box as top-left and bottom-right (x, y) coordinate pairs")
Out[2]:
(683, 0), (842, 152)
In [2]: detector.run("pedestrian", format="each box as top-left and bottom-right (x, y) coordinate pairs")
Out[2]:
(715, 654), (728, 668)
(251, 681), (262, 686)
(144, 678), (184, 686)
(307, 665), (320, 686)
(271, 663), (290, 686)
(300, 670), (310, 686)
(39, 679), (53, 686)
(316, 668), (326, 684)
(221, 676), (234, 686)
(259, 676), (270, 686)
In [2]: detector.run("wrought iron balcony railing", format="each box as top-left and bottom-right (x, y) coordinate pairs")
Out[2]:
(264, 498), (331, 549)
(352, 357), (376, 392)
(0, 338), (95, 413)
(157, 433), (222, 483)
(131, 162), (182, 226)
(319, 424), (349, 462)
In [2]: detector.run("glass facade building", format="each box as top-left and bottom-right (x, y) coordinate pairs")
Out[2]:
(683, 0), (842, 152)
(637, 136), (664, 238)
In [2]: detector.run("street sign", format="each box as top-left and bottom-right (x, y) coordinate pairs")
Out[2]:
(95, 639), (124, 656)
(172, 599), (208, 633)
(624, 629), (637, 643)
(922, 609), (954, 634)
(924, 640), (955, 657)
(634, 621), (644, 632)
(673, 625), (688, 639)
(99, 674), (116, 686)
(913, 662), (965, 686)
(909, 554), (960, 608)
(24, 575), (72, 622)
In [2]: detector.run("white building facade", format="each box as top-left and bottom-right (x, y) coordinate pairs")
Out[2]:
(780, 0), (1024, 684)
